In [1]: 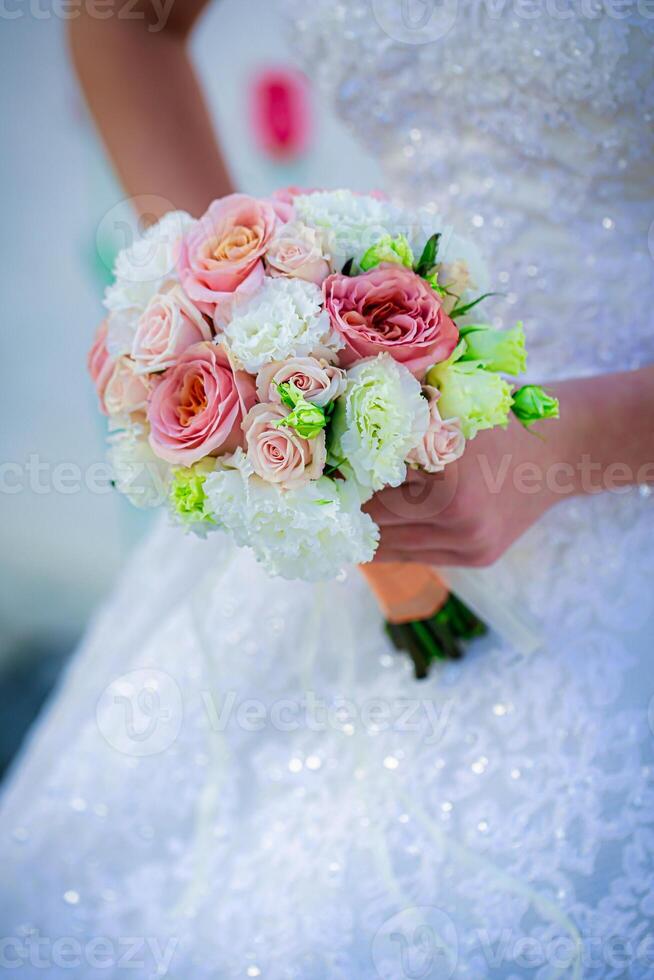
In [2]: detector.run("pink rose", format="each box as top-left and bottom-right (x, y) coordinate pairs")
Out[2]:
(323, 264), (459, 378)
(407, 386), (465, 473)
(131, 286), (212, 374)
(104, 357), (150, 418)
(88, 320), (114, 414)
(265, 222), (330, 285)
(147, 342), (256, 465)
(243, 403), (326, 490)
(177, 194), (278, 316)
(256, 356), (345, 408)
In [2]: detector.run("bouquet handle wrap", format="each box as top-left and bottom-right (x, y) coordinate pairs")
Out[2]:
(362, 563), (541, 656)
(360, 563), (449, 624)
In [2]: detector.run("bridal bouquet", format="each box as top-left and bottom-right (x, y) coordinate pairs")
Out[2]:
(89, 188), (558, 582)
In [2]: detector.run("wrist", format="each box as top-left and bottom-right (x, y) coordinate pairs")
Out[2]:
(547, 368), (654, 499)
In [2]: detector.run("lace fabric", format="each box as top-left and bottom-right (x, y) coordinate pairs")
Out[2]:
(1, 4), (654, 977)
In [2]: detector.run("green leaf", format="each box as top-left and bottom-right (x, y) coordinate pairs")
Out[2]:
(449, 292), (499, 319)
(414, 233), (441, 277)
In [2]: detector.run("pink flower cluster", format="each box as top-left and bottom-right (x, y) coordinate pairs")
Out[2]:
(90, 189), (465, 491)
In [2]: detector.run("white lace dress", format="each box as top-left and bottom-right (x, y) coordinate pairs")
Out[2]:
(1, 6), (653, 978)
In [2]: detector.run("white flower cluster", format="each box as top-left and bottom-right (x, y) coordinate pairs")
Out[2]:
(204, 451), (379, 581)
(220, 277), (342, 373)
(107, 425), (171, 508)
(330, 354), (429, 494)
(104, 210), (194, 356)
(294, 189), (409, 271)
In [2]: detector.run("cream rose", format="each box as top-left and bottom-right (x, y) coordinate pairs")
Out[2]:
(265, 222), (330, 285)
(131, 286), (212, 374)
(439, 259), (473, 315)
(256, 356), (345, 408)
(406, 386), (465, 473)
(243, 403), (326, 490)
(104, 357), (150, 419)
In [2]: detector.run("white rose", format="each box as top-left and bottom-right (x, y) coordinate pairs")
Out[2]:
(104, 210), (194, 356)
(330, 353), (429, 494)
(107, 425), (171, 508)
(219, 277), (342, 374)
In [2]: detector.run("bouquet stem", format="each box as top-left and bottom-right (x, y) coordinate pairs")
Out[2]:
(385, 594), (487, 678)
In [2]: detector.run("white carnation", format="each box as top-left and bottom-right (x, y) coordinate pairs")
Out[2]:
(104, 210), (194, 356)
(219, 277), (342, 373)
(294, 189), (410, 271)
(107, 425), (171, 509)
(330, 354), (430, 494)
(204, 450), (379, 581)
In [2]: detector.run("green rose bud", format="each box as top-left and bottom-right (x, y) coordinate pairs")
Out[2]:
(170, 459), (217, 529)
(275, 384), (327, 440)
(360, 234), (415, 271)
(427, 360), (513, 439)
(511, 385), (560, 428)
(459, 322), (526, 375)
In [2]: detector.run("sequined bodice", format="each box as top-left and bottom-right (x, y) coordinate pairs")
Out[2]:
(288, 2), (654, 377)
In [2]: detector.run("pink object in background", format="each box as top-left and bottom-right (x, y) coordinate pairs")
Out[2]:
(250, 67), (312, 160)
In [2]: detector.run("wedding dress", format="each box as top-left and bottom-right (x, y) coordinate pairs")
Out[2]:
(2, 4), (653, 978)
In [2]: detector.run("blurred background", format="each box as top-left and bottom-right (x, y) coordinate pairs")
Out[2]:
(0, 0), (382, 779)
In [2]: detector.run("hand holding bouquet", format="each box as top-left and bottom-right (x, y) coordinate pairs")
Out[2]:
(89, 189), (558, 587)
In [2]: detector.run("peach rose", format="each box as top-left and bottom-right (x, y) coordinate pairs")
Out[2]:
(177, 194), (278, 316)
(243, 403), (326, 490)
(131, 286), (212, 374)
(439, 259), (473, 315)
(323, 264), (459, 378)
(407, 386), (465, 473)
(104, 357), (150, 418)
(147, 342), (256, 465)
(265, 222), (330, 285)
(256, 356), (345, 408)
(88, 320), (115, 414)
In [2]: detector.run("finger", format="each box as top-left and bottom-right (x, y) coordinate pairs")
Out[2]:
(373, 547), (462, 566)
(366, 469), (459, 525)
(378, 525), (462, 552)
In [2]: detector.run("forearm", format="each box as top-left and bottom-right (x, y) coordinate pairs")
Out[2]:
(548, 366), (654, 497)
(68, 0), (232, 218)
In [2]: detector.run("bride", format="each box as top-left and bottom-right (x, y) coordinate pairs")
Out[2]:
(2, 1), (653, 977)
